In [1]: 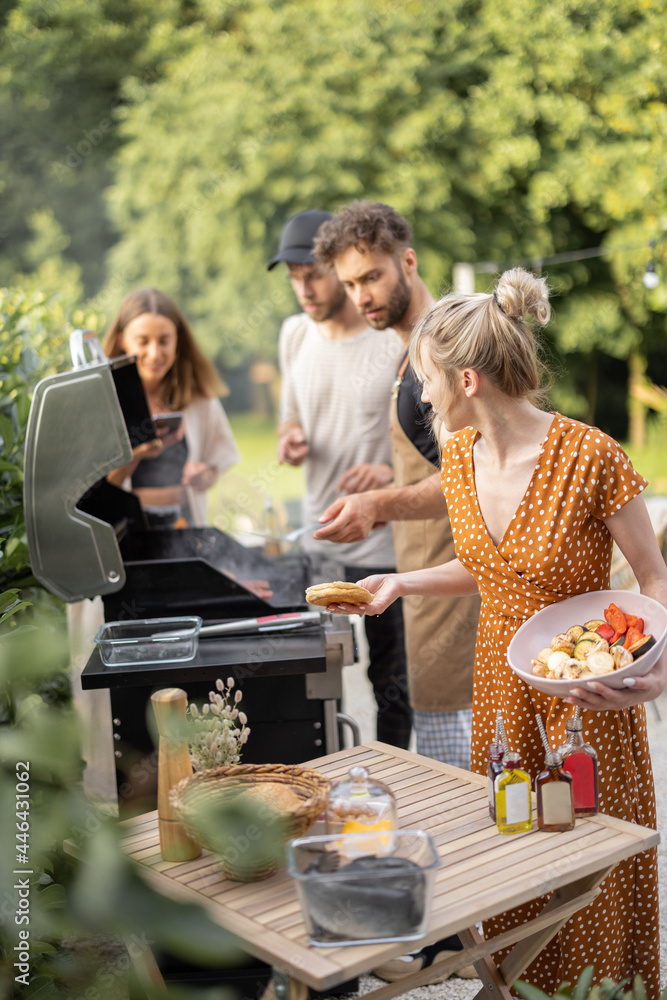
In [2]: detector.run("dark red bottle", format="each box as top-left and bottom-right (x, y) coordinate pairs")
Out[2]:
(557, 716), (598, 816)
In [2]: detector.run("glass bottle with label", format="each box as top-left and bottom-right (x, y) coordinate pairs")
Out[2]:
(536, 749), (575, 832)
(487, 742), (505, 821)
(325, 765), (397, 857)
(557, 716), (599, 817)
(495, 751), (532, 834)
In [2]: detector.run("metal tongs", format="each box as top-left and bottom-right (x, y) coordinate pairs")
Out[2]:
(153, 611), (321, 640)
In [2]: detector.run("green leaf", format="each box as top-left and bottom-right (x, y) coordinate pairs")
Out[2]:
(0, 414), (15, 453)
(0, 458), (23, 472)
(514, 980), (553, 1000)
(0, 589), (21, 612)
(0, 600), (32, 624)
(573, 967), (595, 1000)
(631, 973), (647, 1000)
(38, 882), (68, 909)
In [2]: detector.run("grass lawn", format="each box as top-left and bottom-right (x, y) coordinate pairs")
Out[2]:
(207, 412), (304, 535)
(207, 411), (667, 536)
(626, 419), (667, 495)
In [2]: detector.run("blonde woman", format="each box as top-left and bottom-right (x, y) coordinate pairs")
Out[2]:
(329, 268), (666, 999)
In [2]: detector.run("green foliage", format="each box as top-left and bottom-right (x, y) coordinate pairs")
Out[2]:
(0, 278), (259, 993)
(0, 0), (189, 295)
(0, 610), (245, 998)
(514, 964), (667, 1000)
(101, 0), (667, 402)
(0, 285), (95, 591)
(2, 0), (667, 423)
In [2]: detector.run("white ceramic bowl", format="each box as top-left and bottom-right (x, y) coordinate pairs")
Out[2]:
(507, 590), (667, 697)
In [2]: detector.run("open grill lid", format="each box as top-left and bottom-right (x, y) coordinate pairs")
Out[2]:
(24, 331), (137, 602)
(24, 331), (337, 614)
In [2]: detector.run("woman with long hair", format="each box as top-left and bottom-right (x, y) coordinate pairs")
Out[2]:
(103, 287), (239, 527)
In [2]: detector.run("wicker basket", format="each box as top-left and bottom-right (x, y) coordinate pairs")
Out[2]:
(170, 763), (330, 882)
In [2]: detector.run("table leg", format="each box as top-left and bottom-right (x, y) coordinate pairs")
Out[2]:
(459, 926), (514, 1000)
(261, 968), (309, 1000)
(498, 865), (614, 986)
(121, 932), (166, 993)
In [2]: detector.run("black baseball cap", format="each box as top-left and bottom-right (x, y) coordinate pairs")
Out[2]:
(267, 209), (332, 270)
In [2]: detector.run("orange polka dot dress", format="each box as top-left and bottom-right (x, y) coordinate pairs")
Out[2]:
(440, 414), (660, 999)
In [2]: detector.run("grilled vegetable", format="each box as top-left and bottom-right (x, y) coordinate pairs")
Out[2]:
(586, 651), (615, 675)
(623, 626), (645, 650)
(552, 659), (583, 679)
(531, 601), (656, 681)
(579, 630), (604, 643)
(604, 603), (628, 634)
(627, 634), (656, 658)
(551, 633), (575, 655)
(594, 623), (615, 643)
(587, 637), (610, 656)
(547, 650), (572, 672)
(611, 645), (634, 669)
(573, 638), (597, 660)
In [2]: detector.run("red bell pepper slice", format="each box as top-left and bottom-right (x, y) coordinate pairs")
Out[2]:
(625, 615), (644, 632)
(604, 603), (628, 635)
(595, 623), (616, 642)
(623, 626), (645, 650)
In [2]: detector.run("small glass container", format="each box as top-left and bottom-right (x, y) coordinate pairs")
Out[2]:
(556, 716), (599, 816)
(325, 766), (397, 857)
(94, 616), (202, 666)
(536, 749), (575, 832)
(495, 751), (532, 834)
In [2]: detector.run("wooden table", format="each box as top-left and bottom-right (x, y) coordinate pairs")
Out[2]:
(119, 742), (659, 1000)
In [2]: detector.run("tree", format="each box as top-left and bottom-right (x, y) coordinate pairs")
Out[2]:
(102, 0), (667, 429)
(0, 0), (186, 294)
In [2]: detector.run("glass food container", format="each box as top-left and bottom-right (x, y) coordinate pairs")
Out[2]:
(286, 829), (439, 946)
(94, 616), (202, 666)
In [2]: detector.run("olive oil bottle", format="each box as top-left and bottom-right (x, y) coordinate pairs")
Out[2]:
(495, 751), (532, 834)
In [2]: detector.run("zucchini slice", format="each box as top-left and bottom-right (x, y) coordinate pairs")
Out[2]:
(579, 630), (604, 643)
(573, 637), (597, 660)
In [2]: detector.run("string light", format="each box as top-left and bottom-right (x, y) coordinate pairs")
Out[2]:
(469, 235), (663, 289)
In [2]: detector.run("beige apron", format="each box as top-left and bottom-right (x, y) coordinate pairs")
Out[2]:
(389, 381), (479, 712)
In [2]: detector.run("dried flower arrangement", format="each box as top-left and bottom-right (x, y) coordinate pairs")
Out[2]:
(187, 677), (250, 771)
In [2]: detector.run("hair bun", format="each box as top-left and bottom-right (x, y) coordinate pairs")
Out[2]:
(495, 268), (551, 325)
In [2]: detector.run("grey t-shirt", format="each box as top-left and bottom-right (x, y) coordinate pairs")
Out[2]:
(279, 313), (405, 567)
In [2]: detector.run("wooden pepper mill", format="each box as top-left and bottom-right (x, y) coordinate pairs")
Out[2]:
(151, 687), (202, 862)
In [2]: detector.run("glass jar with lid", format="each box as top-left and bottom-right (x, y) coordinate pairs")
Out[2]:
(325, 766), (397, 856)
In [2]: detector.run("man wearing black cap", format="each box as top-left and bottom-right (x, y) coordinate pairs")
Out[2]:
(268, 209), (412, 749)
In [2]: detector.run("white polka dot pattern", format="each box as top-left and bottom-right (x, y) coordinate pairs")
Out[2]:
(440, 413), (659, 999)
